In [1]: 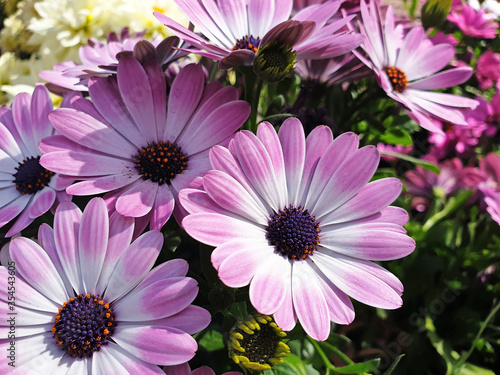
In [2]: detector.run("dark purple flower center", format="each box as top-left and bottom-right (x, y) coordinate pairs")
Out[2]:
(233, 35), (261, 52)
(265, 206), (320, 260)
(13, 155), (55, 195)
(384, 66), (408, 93)
(52, 294), (116, 358)
(134, 141), (188, 185)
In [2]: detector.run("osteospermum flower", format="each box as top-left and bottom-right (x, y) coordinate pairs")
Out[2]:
(39, 28), (182, 93)
(0, 197), (210, 374)
(180, 118), (415, 341)
(154, 0), (363, 74)
(355, 0), (478, 133)
(448, 2), (499, 39)
(40, 58), (250, 229)
(0, 84), (72, 237)
(228, 314), (290, 372)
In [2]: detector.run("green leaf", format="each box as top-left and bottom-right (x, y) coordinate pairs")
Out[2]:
(380, 151), (440, 173)
(272, 354), (320, 375)
(456, 363), (496, 375)
(382, 354), (405, 375)
(229, 301), (248, 321)
(380, 128), (413, 146)
(332, 358), (380, 374)
(422, 190), (474, 232)
(198, 330), (225, 352)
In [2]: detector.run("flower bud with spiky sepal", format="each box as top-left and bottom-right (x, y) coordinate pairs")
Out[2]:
(228, 314), (290, 373)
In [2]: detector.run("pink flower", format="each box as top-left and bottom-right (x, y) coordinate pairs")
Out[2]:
(40, 58), (250, 230)
(180, 118), (415, 341)
(355, 0), (478, 133)
(428, 97), (497, 159)
(0, 84), (72, 237)
(461, 153), (500, 210)
(429, 31), (459, 48)
(448, 3), (499, 39)
(476, 50), (500, 90)
(154, 0), (363, 70)
(0, 197), (210, 373)
(40, 28), (182, 94)
(404, 157), (463, 211)
(485, 193), (500, 225)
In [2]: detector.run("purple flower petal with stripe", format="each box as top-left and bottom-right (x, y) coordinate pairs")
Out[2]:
(154, 0), (362, 70)
(355, 0), (478, 133)
(40, 58), (250, 230)
(0, 84), (72, 237)
(0, 197), (210, 373)
(181, 118), (415, 341)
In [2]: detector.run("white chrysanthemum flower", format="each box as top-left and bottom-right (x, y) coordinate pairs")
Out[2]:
(0, 53), (33, 105)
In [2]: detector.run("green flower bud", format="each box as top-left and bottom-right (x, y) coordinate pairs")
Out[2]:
(421, 0), (453, 29)
(228, 314), (290, 373)
(253, 41), (297, 82)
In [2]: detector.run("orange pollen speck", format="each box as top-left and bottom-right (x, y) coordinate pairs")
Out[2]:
(383, 66), (408, 93)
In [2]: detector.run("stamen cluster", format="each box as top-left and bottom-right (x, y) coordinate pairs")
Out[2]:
(52, 294), (115, 358)
(384, 66), (408, 93)
(266, 206), (320, 260)
(134, 141), (188, 185)
(232, 35), (261, 52)
(12, 156), (55, 195)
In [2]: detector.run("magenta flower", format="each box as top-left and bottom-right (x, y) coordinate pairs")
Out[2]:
(0, 198), (210, 374)
(404, 157), (463, 212)
(40, 58), (250, 229)
(180, 118), (415, 341)
(0, 84), (72, 237)
(39, 28), (181, 94)
(448, 3), (499, 39)
(428, 97), (497, 159)
(355, 0), (478, 133)
(476, 50), (500, 90)
(463, 153), (500, 210)
(154, 0), (363, 70)
(164, 363), (242, 375)
(485, 193), (500, 225)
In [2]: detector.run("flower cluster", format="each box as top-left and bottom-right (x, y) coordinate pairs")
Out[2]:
(0, 0), (498, 374)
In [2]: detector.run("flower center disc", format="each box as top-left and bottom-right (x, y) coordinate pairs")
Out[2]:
(266, 206), (320, 260)
(52, 294), (116, 358)
(384, 66), (408, 92)
(232, 35), (261, 52)
(134, 141), (188, 185)
(13, 156), (55, 195)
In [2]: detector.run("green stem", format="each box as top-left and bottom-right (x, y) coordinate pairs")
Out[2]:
(241, 67), (263, 132)
(455, 300), (500, 371)
(308, 337), (337, 371)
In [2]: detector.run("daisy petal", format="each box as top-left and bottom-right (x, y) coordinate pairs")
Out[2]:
(104, 230), (163, 301)
(113, 325), (197, 365)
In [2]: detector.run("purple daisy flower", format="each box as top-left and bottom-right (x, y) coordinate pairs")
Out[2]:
(40, 58), (250, 229)
(355, 0), (478, 133)
(0, 84), (72, 237)
(154, 0), (363, 70)
(180, 118), (415, 341)
(0, 197), (210, 373)
(39, 28), (182, 94)
(448, 2), (499, 39)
